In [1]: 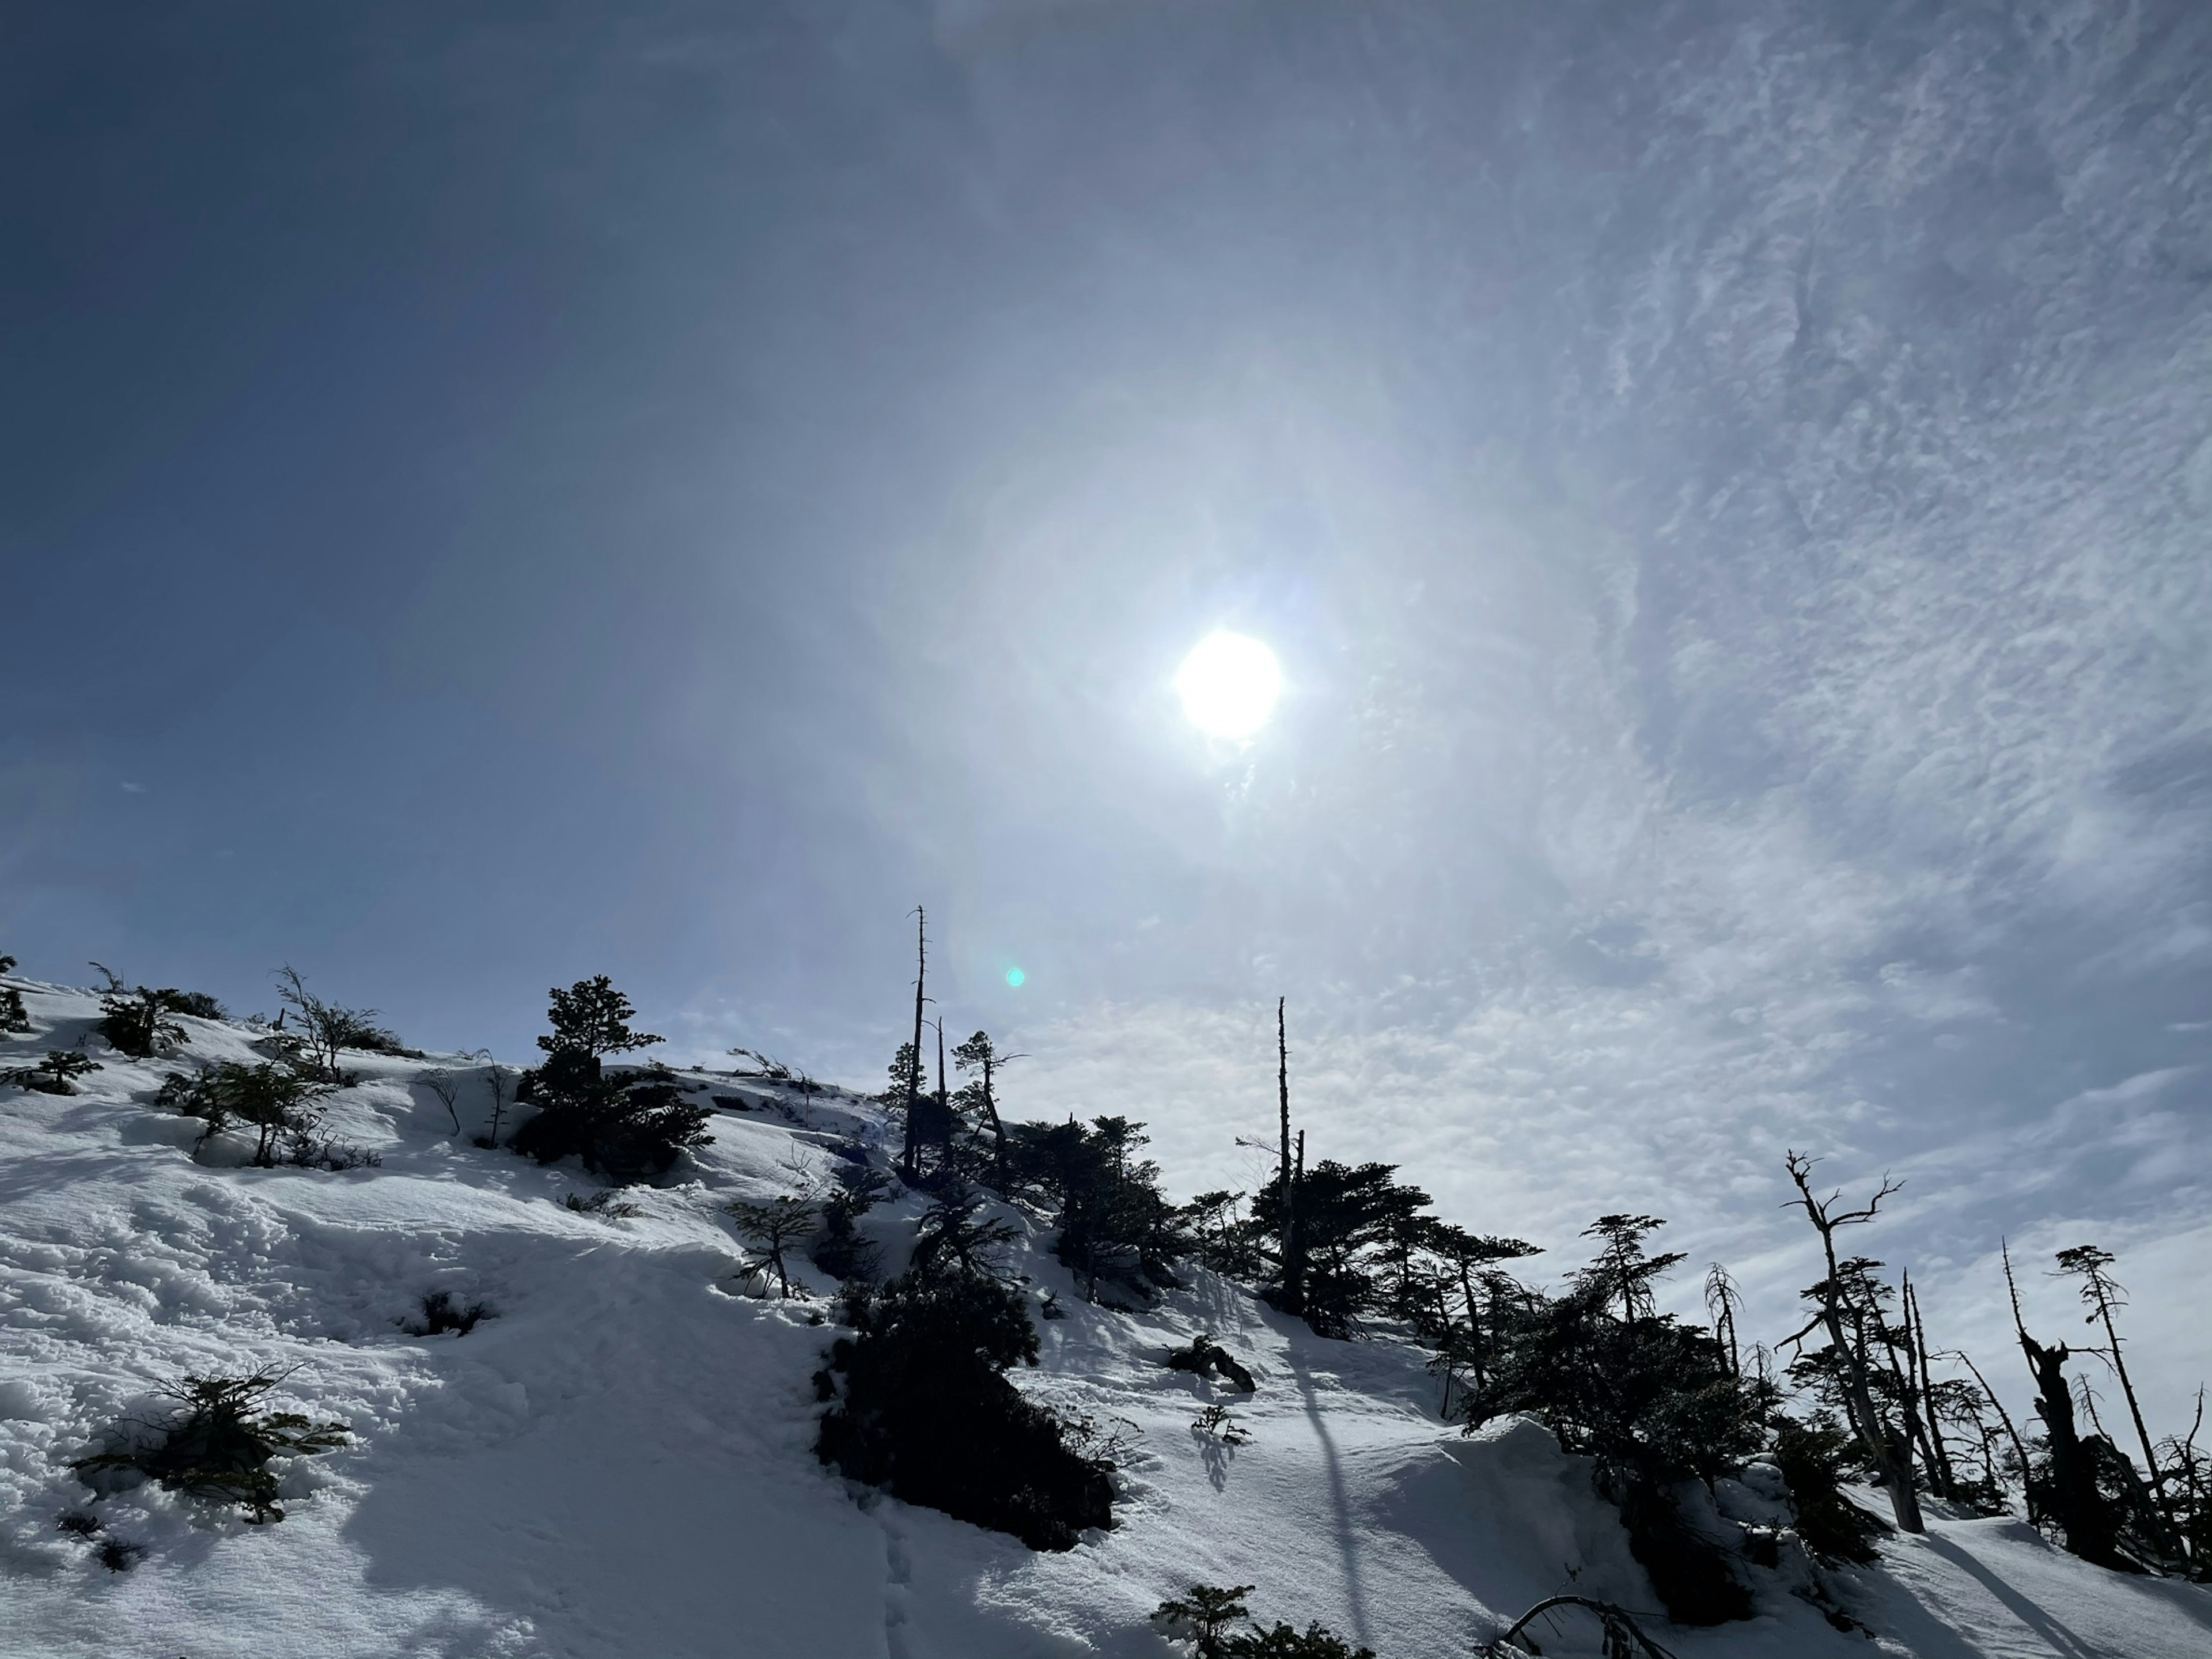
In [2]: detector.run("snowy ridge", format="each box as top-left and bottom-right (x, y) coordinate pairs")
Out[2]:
(3, 978), (2208, 1658)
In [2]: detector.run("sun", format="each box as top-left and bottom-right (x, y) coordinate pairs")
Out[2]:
(1175, 631), (1282, 739)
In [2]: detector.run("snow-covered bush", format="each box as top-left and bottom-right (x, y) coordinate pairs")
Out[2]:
(71, 1372), (350, 1525)
(400, 1290), (495, 1336)
(815, 1267), (1115, 1551)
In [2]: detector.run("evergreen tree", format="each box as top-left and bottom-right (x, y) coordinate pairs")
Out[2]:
(1, 955), (32, 1034)
(512, 978), (705, 1184)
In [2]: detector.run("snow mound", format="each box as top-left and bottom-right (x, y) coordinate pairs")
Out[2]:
(3, 979), (2207, 1657)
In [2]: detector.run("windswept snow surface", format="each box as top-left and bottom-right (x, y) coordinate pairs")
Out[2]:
(3, 979), (2208, 1657)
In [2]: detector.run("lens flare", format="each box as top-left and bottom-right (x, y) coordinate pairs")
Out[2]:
(1175, 631), (1282, 738)
(1005, 966), (1026, 987)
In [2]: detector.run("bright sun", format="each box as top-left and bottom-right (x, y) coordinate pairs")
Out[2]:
(1175, 630), (1282, 739)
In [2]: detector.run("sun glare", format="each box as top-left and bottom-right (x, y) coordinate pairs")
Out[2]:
(1175, 631), (1282, 739)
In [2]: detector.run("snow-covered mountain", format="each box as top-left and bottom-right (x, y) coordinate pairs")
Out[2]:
(2, 976), (2206, 1658)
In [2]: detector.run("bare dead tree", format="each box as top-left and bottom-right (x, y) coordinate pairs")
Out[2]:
(422, 1071), (463, 1135)
(1782, 1152), (1924, 1532)
(1276, 997), (1302, 1315)
(473, 1052), (513, 1147)
(2006, 1239), (2123, 1567)
(1704, 1263), (1744, 1380)
(1953, 1346), (2035, 1519)
(900, 907), (928, 1181)
(1904, 1276), (1957, 1496)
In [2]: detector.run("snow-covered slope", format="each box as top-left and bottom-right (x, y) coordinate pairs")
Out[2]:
(3, 979), (2207, 1658)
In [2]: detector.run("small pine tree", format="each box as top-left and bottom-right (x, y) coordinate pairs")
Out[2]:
(156, 1061), (331, 1166)
(1152, 1584), (1255, 1657)
(3, 1051), (101, 1094)
(512, 979), (703, 1183)
(0, 955), (29, 1035)
(97, 986), (190, 1058)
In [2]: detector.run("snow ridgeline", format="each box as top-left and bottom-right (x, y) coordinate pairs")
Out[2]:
(2, 978), (2209, 1658)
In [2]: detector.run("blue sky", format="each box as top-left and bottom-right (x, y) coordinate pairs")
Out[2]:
(5, 2), (2208, 1417)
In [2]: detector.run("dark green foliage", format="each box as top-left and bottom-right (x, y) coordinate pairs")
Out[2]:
(1770, 1414), (1888, 1565)
(514, 1055), (711, 1183)
(1007, 1115), (1183, 1302)
(1153, 1584), (1255, 1656)
(97, 986), (192, 1058)
(538, 975), (662, 1059)
(812, 1162), (891, 1281)
(1, 969), (29, 1033)
(3, 1050), (100, 1094)
(1253, 1160), (1431, 1337)
(56, 1509), (101, 1537)
(816, 1268), (1115, 1551)
(911, 1187), (1020, 1280)
(1165, 1334), (1256, 1393)
(96, 1538), (147, 1571)
(165, 990), (226, 1020)
(401, 1290), (494, 1336)
(513, 979), (699, 1183)
(1464, 1225), (1767, 1624)
(156, 1061), (332, 1166)
(1153, 1585), (1374, 1658)
(72, 1372), (349, 1524)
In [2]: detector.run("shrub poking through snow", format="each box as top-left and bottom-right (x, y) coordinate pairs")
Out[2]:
(1152, 1585), (1376, 1658)
(3, 1050), (100, 1094)
(512, 978), (708, 1183)
(71, 1372), (349, 1524)
(1165, 1334), (1257, 1393)
(96, 1539), (147, 1572)
(55, 1510), (101, 1537)
(273, 964), (407, 1082)
(1769, 1414), (1888, 1566)
(156, 1061), (333, 1166)
(96, 984), (191, 1058)
(816, 1268), (1115, 1550)
(1191, 1403), (1250, 1445)
(563, 1189), (642, 1219)
(728, 1196), (817, 1298)
(811, 1162), (890, 1282)
(400, 1290), (495, 1337)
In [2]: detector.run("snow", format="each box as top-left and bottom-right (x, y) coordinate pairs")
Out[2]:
(3, 977), (2208, 1657)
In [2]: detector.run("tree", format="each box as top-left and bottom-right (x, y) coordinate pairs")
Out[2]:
(0, 955), (27, 1034)
(2055, 1245), (2164, 1502)
(156, 1060), (331, 1166)
(900, 907), (929, 1180)
(1575, 1216), (1684, 1322)
(952, 1029), (1021, 1190)
(1781, 1153), (1925, 1533)
(513, 978), (704, 1183)
(1152, 1585), (1255, 1658)
(1275, 998), (1300, 1315)
(538, 975), (662, 1059)
(96, 984), (190, 1058)
(2, 1050), (100, 1095)
(729, 1196), (817, 1297)
(1467, 1225), (1766, 1623)
(816, 1267), (1113, 1550)
(274, 965), (404, 1082)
